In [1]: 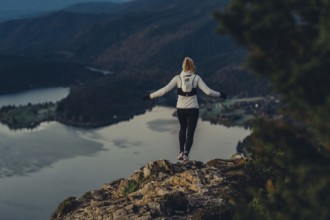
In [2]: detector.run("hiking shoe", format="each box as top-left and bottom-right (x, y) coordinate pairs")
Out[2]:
(183, 154), (189, 161)
(177, 152), (184, 160)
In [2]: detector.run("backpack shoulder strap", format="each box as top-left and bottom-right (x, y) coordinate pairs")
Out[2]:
(178, 75), (183, 88)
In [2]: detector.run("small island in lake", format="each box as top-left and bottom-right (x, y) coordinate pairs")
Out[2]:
(0, 102), (57, 129)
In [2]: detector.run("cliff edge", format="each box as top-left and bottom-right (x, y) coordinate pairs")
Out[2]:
(52, 158), (246, 220)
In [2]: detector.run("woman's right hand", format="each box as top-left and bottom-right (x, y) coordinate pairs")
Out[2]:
(142, 94), (151, 101)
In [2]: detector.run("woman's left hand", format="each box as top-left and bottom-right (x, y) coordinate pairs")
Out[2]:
(220, 92), (227, 99)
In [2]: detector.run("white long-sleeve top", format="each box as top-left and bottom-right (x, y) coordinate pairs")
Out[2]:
(150, 71), (220, 109)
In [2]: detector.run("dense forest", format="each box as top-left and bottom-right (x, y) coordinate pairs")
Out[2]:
(0, 55), (103, 95)
(56, 74), (155, 127)
(217, 0), (330, 219)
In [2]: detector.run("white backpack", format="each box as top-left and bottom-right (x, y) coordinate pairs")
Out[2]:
(179, 74), (197, 92)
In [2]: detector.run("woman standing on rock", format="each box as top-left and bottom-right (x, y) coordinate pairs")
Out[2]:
(143, 57), (227, 161)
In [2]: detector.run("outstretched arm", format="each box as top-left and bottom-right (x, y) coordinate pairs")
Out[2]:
(197, 76), (221, 97)
(149, 76), (178, 99)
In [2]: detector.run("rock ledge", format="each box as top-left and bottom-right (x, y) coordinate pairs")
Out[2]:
(52, 158), (246, 220)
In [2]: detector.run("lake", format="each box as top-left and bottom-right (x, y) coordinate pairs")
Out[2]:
(0, 88), (250, 220)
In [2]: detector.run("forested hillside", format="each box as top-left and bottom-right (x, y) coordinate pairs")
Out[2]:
(0, 55), (102, 94)
(0, 0), (242, 77)
(0, 0), (270, 93)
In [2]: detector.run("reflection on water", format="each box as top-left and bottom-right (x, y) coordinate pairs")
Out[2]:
(0, 106), (250, 220)
(147, 119), (178, 133)
(113, 139), (143, 149)
(0, 122), (104, 178)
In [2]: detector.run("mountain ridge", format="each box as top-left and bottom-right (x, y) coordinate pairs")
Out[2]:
(0, 0), (128, 22)
(63, 2), (120, 14)
(0, 0), (234, 73)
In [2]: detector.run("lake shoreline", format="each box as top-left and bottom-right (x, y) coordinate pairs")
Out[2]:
(0, 105), (250, 220)
(0, 95), (280, 130)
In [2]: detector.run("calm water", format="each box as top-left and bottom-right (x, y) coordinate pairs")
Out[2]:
(0, 89), (250, 220)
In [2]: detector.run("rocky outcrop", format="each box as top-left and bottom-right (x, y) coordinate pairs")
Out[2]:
(52, 158), (247, 220)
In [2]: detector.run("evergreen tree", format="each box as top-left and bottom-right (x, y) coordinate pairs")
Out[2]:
(216, 0), (330, 219)
(217, 0), (330, 146)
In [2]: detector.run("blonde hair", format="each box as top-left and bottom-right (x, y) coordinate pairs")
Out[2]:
(182, 57), (196, 73)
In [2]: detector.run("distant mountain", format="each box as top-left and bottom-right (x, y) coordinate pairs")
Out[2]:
(0, 0), (128, 13)
(0, 11), (47, 23)
(0, 0), (128, 22)
(0, 0), (237, 76)
(64, 2), (120, 14)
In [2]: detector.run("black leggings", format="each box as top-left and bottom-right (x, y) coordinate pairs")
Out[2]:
(177, 108), (199, 155)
